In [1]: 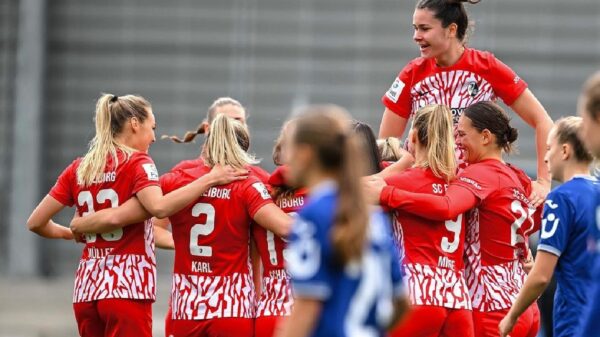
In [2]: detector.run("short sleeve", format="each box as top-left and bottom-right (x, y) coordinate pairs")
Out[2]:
(286, 215), (332, 299)
(159, 171), (180, 195)
(242, 178), (275, 218)
(538, 191), (574, 257)
(49, 160), (78, 207)
(130, 153), (160, 194)
(484, 54), (528, 106)
(382, 63), (415, 119)
(452, 164), (495, 201)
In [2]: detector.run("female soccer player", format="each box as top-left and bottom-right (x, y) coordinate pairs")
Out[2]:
(498, 117), (596, 337)
(577, 71), (600, 337)
(367, 101), (541, 337)
(27, 94), (245, 337)
(279, 105), (406, 337)
(253, 120), (306, 337)
(379, 0), (553, 205)
(381, 104), (473, 337)
(164, 96), (270, 182)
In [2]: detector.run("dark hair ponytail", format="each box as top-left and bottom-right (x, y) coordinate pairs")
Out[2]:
(416, 0), (481, 42)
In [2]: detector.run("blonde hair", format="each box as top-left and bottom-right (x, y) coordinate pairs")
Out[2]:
(202, 114), (258, 169)
(163, 97), (245, 143)
(554, 116), (593, 163)
(77, 93), (150, 186)
(293, 105), (368, 266)
(412, 104), (456, 181)
(377, 137), (403, 162)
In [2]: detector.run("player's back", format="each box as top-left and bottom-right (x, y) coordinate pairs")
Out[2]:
(385, 167), (469, 309)
(455, 159), (538, 311)
(49, 150), (159, 302)
(160, 164), (273, 320)
(287, 183), (402, 337)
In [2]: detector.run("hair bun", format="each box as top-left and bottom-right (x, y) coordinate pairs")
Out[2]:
(506, 126), (518, 144)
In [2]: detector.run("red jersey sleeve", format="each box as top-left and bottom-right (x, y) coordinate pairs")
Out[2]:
(242, 178), (275, 218)
(129, 153), (160, 195)
(483, 53), (528, 106)
(49, 159), (79, 207)
(381, 61), (416, 119)
(452, 163), (496, 201)
(380, 183), (477, 220)
(159, 171), (181, 195)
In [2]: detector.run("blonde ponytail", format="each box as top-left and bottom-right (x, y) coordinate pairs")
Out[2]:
(77, 93), (150, 186)
(203, 114), (258, 169)
(412, 104), (456, 181)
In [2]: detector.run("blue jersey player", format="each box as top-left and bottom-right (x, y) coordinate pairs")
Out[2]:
(578, 71), (600, 337)
(499, 117), (596, 337)
(279, 106), (407, 337)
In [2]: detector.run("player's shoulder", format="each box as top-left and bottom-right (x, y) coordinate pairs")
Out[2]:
(299, 182), (337, 220)
(553, 176), (598, 201)
(249, 165), (270, 183)
(171, 158), (203, 172)
(464, 48), (497, 68)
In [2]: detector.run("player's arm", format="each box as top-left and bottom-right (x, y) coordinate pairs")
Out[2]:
(253, 203), (293, 238)
(136, 164), (248, 219)
(510, 89), (553, 205)
(364, 176), (477, 220)
(376, 149), (415, 179)
(27, 195), (73, 240)
(153, 216), (174, 250)
(379, 108), (409, 138)
(70, 197), (150, 234)
(277, 298), (322, 337)
(498, 251), (558, 337)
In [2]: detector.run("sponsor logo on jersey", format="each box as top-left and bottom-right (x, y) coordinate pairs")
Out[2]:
(142, 163), (159, 181)
(385, 77), (404, 103)
(513, 75), (521, 84)
(459, 176), (482, 190)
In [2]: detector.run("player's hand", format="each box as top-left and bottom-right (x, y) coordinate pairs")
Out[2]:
(498, 313), (516, 337)
(69, 212), (87, 243)
(520, 248), (534, 274)
(362, 175), (387, 205)
(208, 164), (249, 186)
(529, 178), (550, 208)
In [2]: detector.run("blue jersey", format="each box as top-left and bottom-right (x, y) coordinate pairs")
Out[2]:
(580, 176), (600, 337)
(287, 181), (403, 337)
(537, 176), (596, 337)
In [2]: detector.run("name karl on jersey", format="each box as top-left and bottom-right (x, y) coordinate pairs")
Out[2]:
(202, 187), (231, 200)
(192, 261), (213, 273)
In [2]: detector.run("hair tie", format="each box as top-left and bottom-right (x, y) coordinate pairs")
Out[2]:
(110, 95), (119, 103)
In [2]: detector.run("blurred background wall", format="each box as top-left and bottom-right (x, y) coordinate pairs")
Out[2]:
(0, 0), (599, 335)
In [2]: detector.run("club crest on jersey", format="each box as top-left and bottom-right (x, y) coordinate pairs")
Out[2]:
(385, 77), (404, 103)
(142, 163), (159, 181)
(467, 81), (479, 97)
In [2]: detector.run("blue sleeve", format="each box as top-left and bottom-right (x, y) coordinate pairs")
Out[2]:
(286, 214), (332, 300)
(538, 191), (574, 257)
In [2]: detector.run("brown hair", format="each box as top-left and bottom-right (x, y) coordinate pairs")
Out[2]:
(416, 0), (480, 42)
(412, 105), (457, 181)
(581, 71), (600, 120)
(351, 121), (382, 175)
(202, 114), (257, 169)
(463, 101), (519, 154)
(292, 105), (368, 266)
(77, 93), (150, 186)
(162, 97), (245, 143)
(554, 117), (593, 163)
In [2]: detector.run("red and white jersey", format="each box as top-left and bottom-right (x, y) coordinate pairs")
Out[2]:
(49, 151), (159, 303)
(170, 156), (271, 183)
(454, 159), (539, 311)
(161, 165), (273, 320)
(385, 167), (470, 309)
(253, 166), (306, 317)
(382, 48), (528, 168)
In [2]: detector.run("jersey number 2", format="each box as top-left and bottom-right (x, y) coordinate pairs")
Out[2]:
(190, 203), (215, 257)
